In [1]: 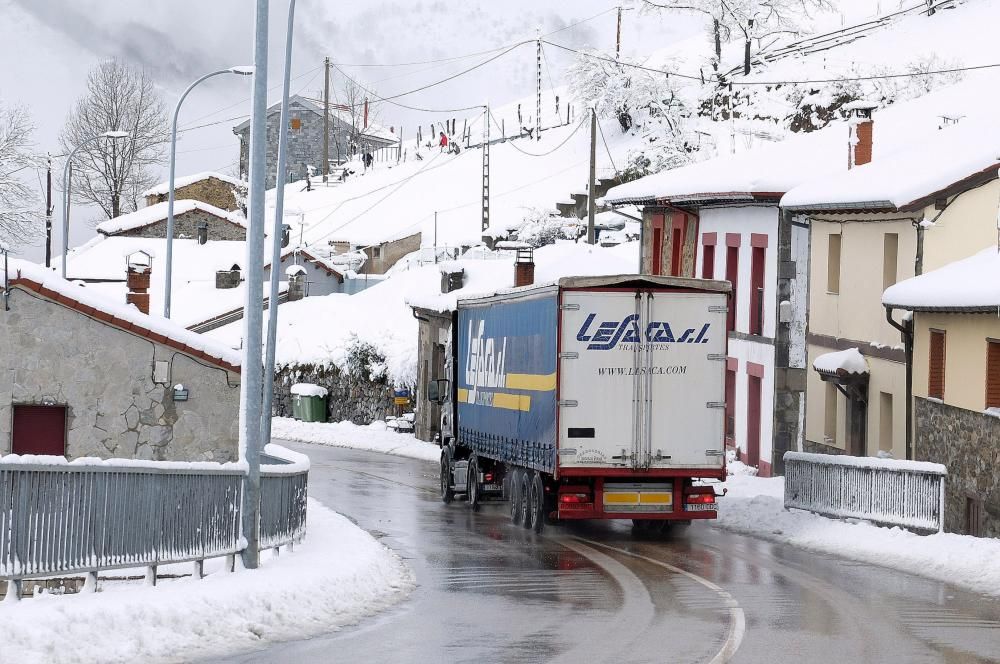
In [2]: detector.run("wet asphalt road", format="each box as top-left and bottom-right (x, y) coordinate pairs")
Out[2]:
(219, 442), (1000, 664)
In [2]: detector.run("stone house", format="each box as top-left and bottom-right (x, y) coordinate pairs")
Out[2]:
(232, 95), (399, 188)
(142, 171), (247, 212)
(883, 248), (1000, 537)
(97, 200), (247, 242)
(1, 261), (241, 462)
(783, 115), (1000, 461)
(411, 305), (453, 442)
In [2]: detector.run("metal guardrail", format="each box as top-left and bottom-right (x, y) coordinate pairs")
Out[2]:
(783, 451), (946, 533)
(0, 446), (308, 599)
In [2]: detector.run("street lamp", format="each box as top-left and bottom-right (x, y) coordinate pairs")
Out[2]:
(61, 130), (130, 279)
(163, 65), (254, 319)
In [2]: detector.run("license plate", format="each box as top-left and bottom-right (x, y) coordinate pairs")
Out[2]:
(685, 503), (716, 512)
(481, 483), (502, 492)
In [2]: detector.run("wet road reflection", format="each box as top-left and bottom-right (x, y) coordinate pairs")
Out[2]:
(216, 443), (1000, 664)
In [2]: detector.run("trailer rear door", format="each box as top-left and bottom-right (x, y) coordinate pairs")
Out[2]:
(558, 289), (726, 470)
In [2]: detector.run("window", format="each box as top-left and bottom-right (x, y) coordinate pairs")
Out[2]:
(702, 243), (715, 279)
(824, 382), (838, 443)
(671, 226), (683, 276)
(882, 233), (898, 289)
(987, 340), (1000, 409)
(372, 246), (382, 259)
(650, 215), (664, 276)
(12, 405), (67, 456)
(879, 392), (893, 452)
(725, 364), (736, 443)
(750, 246), (765, 336)
(290, 117), (302, 131)
(929, 330), (946, 399)
(965, 496), (983, 537)
(726, 246), (739, 332)
(827, 234), (842, 294)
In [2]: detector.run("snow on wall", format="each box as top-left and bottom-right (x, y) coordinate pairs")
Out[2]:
(142, 171), (246, 197)
(96, 200), (247, 236)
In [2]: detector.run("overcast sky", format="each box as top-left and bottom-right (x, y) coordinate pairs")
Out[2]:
(1, 0), (699, 259)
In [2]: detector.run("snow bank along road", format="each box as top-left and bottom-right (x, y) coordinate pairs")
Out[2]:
(217, 442), (1000, 664)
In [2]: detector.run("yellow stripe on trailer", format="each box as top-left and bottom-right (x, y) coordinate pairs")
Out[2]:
(603, 492), (639, 505)
(505, 372), (557, 391)
(639, 492), (673, 506)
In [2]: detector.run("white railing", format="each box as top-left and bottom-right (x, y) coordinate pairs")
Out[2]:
(783, 451), (946, 533)
(0, 444), (308, 599)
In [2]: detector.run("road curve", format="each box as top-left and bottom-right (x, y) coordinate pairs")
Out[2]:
(215, 442), (1000, 664)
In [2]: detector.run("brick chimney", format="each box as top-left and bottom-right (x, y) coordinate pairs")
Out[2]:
(514, 245), (535, 287)
(846, 101), (877, 169)
(125, 251), (152, 315)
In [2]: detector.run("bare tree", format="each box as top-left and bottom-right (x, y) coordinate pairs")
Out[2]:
(60, 59), (169, 219)
(336, 77), (382, 158)
(0, 103), (40, 246)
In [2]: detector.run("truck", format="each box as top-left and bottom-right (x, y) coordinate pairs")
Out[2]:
(428, 274), (730, 533)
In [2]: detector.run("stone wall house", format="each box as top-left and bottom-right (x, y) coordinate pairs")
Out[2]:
(359, 232), (422, 275)
(143, 172), (247, 212)
(411, 307), (453, 442)
(97, 200), (247, 242)
(883, 248), (1000, 537)
(233, 95), (399, 189)
(0, 261), (241, 462)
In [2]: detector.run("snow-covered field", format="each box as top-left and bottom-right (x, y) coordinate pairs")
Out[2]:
(273, 418), (441, 463)
(714, 474), (1000, 598)
(0, 499), (414, 664)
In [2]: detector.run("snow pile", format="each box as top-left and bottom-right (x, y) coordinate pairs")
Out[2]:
(96, 200), (246, 236)
(141, 171), (246, 197)
(290, 383), (328, 398)
(8, 259), (241, 369)
(812, 347), (869, 376)
(883, 246), (1000, 311)
(207, 241), (638, 385)
(272, 418), (441, 463)
(713, 473), (1000, 598)
(725, 448), (757, 477)
(0, 499), (413, 663)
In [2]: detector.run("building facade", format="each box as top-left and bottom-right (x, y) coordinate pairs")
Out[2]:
(143, 172), (246, 212)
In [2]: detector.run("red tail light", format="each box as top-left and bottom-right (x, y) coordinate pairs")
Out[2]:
(484, 472), (494, 482)
(685, 493), (716, 504)
(559, 493), (590, 504)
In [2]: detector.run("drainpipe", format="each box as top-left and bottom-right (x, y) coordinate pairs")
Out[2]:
(914, 221), (925, 276)
(885, 305), (913, 460)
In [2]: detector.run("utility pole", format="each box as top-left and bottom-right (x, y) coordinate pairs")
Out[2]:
(322, 56), (331, 182)
(44, 155), (53, 268)
(616, 6), (623, 59)
(434, 211), (438, 264)
(587, 108), (597, 245)
(481, 105), (490, 236)
(535, 30), (542, 141)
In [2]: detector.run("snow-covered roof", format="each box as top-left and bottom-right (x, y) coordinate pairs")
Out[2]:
(96, 200), (247, 236)
(606, 73), (1000, 208)
(782, 116), (1000, 211)
(66, 235), (284, 329)
(142, 171), (246, 197)
(813, 348), (869, 377)
(232, 95), (398, 145)
(7, 260), (241, 371)
(883, 246), (1000, 312)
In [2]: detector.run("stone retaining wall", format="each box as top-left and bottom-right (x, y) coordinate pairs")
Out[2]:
(273, 363), (409, 425)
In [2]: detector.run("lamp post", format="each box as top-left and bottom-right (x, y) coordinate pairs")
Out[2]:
(62, 131), (130, 279)
(262, 0), (297, 450)
(163, 65), (254, 319)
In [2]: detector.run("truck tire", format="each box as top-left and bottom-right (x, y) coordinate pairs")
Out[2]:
(440, 455), (454, 504)
(520, 472), (533, 529)
(528, 472), (545, 533)
(467, 456), (481, 512)
(509, 469), (523, 525)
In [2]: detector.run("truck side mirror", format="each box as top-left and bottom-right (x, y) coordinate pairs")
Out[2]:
(428, 378), (450, 404)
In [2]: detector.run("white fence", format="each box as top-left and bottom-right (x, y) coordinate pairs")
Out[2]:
(0, 445), (308, 598)
(783, 451), (946, 533)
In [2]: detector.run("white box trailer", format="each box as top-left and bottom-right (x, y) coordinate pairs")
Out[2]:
(434, 275), (730, 533)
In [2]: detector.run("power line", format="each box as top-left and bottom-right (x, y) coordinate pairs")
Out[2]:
(596, 120), (619, 175)
(543, 40), (703, 80)
(489, 110), (586, 157)
(328, 61), (485, 114)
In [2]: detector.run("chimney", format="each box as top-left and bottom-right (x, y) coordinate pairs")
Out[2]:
(846, 101), (877, 169)
(125, 251), (152, 315)
(440, 266), (465, 294)
(216, 264), (241, 289)
(514, 245), (535, 287)
(286, 264), (307, 301)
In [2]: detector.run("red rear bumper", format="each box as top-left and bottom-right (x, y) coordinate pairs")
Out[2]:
(555, 475), (720, 521)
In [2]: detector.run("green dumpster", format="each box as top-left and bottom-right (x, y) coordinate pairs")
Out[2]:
(290, 383), (328, 422)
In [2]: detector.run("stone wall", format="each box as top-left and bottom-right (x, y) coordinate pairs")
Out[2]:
(273, 362), (407, 425)
(0, 288), (240, 462)
(801, 438), (845, 455)
(145, 178), (244, 212)
(365, 232), (422, 274)
(915, 397), (1000, 537)
(115, 209), (246, 242)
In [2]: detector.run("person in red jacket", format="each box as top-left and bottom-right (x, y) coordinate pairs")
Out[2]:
(439, 131), (448, 152)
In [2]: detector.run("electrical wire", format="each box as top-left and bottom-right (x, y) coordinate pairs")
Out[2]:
(489, 110), (585, 157)
(328, 61), (486, 114)
(596, 120), (619, 175)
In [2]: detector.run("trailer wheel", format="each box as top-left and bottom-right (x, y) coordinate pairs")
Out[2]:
(467, 456), (481, 512)
(528, 472), (545, 533)
(520, 472), (532, 529)
(440, 455), (454, 504)
(509, 469), (523, 525)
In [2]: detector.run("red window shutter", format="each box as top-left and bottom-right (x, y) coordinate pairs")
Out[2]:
(986, 341), (1000, 408)
(726, 246), (739, 333)
(702, 244), (715, 279)
(928, 330), (946, 399)
(750, 246), (765, 336)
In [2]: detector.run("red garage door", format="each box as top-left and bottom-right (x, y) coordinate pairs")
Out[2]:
(12, 405), (67, 456)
